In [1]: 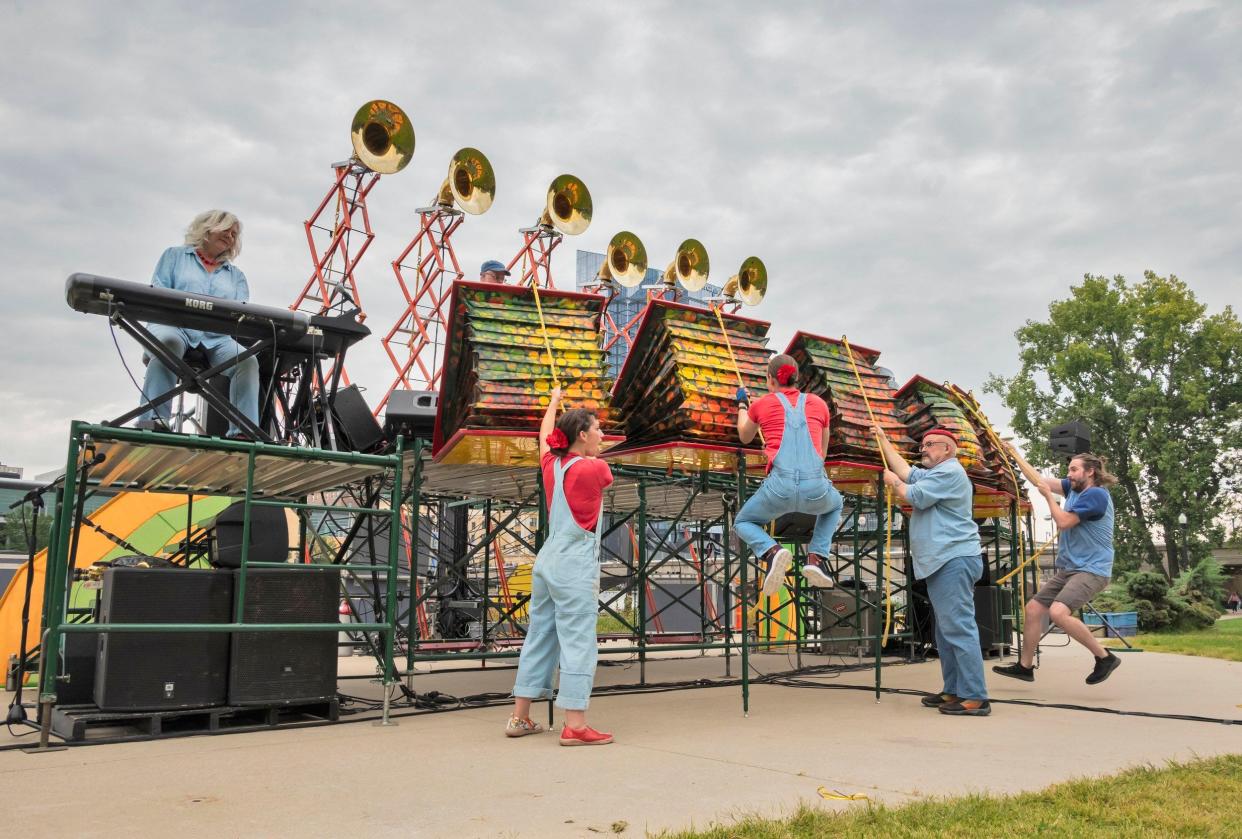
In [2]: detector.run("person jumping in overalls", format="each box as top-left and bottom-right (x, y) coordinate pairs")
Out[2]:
(508, 387), (615, 746)
(735, 354), (844, 596)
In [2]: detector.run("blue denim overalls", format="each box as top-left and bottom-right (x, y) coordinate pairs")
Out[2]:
(734, 392), (844, 560)
(512, 456), (603, 710)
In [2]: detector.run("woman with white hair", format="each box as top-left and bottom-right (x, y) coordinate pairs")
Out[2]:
(137, 209), (260, 438)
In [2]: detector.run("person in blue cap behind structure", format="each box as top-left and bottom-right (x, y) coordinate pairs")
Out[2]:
(480, 259), (511, 283)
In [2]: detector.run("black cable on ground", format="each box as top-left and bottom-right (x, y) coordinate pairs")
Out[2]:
(5, 659), (1236, 752)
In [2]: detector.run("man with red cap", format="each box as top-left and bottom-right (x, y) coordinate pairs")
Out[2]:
(874, 424), (990, 716)
(735, 354), (842, 596)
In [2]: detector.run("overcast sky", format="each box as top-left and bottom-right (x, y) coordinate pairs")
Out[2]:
(1, 1), (1238, 483)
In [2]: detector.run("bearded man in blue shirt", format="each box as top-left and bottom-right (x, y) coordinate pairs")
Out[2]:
(995, 446), (1121, 686)
(875, 424), (990, 717)
(137, 209), (260, 438)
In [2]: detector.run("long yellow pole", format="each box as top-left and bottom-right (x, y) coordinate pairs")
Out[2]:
(840, 336), (895, 644)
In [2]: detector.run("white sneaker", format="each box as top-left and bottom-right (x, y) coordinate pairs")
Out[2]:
(801, 563), (835, 589)
(761, 548), (793, 596)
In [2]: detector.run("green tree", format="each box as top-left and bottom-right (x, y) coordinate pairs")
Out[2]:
(986, 272), (1242, 578)
(1, 504), (52, 553)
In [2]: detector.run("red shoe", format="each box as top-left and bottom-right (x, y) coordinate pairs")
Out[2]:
(559, 725), (613, 746)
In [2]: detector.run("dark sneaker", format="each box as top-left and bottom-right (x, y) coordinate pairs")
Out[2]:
(939, 699), (991, 716)
(801, 554), (835, 589)
(1086, 651), (1121, 685)
(921, 692), (957, 708)
(992, 661), (1035, 682)
(761, 547), (793, 596)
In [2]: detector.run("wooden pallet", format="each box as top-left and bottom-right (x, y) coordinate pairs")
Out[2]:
(50, 697), (340, 743)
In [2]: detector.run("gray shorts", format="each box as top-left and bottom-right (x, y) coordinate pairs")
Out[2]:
(1032, 570), (1111, 611)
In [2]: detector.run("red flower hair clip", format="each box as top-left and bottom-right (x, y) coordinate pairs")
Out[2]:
(776, 364), (797, 385)
(546, 428), (569, 449)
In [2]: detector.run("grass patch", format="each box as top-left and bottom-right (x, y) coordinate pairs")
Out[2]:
(1106, 616), (1242, 662)
(662, 754), (1242, 838)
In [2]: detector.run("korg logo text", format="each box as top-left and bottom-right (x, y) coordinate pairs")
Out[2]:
(185, 299), (214, 311)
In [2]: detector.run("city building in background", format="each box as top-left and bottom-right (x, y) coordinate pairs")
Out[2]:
(575, 250), (722, 378)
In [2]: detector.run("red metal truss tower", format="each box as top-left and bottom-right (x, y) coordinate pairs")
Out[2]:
(374, 206), (466, 415)
(506, 225), (563, 289)
(290, 160), (382, 383)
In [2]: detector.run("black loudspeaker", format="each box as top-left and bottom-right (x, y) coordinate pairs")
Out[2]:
(1049, 419), (1092, 457)
(333, 384), (384, 452)
(58, 632), (99, 705)
(384, 389), (437, 441)
(973, 585), (1008, 650)
(94, 568), (232, 711)
(772, 512), (817, 542)
(912, 580), (1009, 651)
(212, 501), (290, 568)
(228, 568), (340, 706)
(910, 579), (936, 646)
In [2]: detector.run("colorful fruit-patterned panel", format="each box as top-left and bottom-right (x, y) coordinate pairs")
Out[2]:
(785, 332), (917, 467)
(609, 299), (770, 451)
(895, 375), (998, 487)
(433, 281), (618, 455)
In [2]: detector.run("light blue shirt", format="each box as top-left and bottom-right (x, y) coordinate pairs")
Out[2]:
(150, 246), (250, 348)
(905, 458), (981, 580)
(1057, 481), (1115, 578)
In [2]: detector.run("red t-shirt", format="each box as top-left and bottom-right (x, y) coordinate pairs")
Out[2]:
(747, 389), (830, 470)
(540, 452), (615, 531)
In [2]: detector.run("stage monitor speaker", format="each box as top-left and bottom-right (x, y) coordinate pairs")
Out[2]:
(228, 568), (341, 706)
(94, 568), (232, 711)
(333, 384), (385, 452)
(1049, 419), (1092, 457)
(212, 501), (290, 568)
(816, 589), (877, 656)
(384, 389), (437, 441)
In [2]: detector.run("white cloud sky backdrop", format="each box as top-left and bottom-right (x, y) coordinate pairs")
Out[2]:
(1, 1), (1238, 487)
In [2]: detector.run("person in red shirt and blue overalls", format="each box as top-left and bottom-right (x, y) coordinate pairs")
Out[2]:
(735, 354), (843, 596)
(507, 388), (615, 746)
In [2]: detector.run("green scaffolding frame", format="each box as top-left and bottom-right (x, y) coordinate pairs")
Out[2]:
(28, 426), (1034, 746)
(30, 422), (410, 748)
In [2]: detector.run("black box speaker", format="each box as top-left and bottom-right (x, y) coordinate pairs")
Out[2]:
(58, 632), (99, 705)
(974, 585), (1008, 650)
(94, 568), (232, 711)
(909, 580), (1011, 652)
(1049, 419), (1092, 457)
(383, 389), (437, 441)
(333, 384), (384, 452)
(212, 501), (290, 568)
(228, 568), (340, 706)
(772, 512), (817, 542)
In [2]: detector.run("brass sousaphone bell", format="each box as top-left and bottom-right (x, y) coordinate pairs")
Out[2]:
(537, 174), (592, 235)
(596, 231), (648, 287)
(350, 100), (415, 174)
(433, 147), (495, 215)
(721, 256), (768, 306)
(660, 238), (710, 292)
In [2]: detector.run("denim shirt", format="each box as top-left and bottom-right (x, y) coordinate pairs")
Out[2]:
(150, 245), (250, 348)
(905, 458), (981, 579)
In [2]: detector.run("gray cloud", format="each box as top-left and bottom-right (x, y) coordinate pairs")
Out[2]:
(1, 0), (1238, 474)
